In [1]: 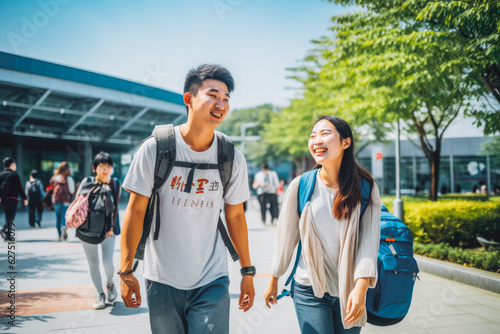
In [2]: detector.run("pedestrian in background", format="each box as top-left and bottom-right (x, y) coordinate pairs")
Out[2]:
(264, 115), (381, 333)
(75, 152), (120, 309)
(25, 169), (44, 228)
(0, 157), (28, 241)
(253, 163), (280, 225)
(50, 161), (75, 241)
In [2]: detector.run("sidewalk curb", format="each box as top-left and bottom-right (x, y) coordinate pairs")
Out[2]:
(415, 254), (500, 294)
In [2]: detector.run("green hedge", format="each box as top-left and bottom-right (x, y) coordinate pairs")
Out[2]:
(414, 242), (500, 273)
(404, 201), (500, 248)
(379, 199), (500, 248)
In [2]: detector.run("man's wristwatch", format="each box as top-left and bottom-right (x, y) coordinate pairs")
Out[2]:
(240, 266), (256, 277)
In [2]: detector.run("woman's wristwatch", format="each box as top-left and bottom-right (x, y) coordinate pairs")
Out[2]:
(240, 266), (256, 277)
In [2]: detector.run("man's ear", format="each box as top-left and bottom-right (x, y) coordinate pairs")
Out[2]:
(183, 92), (192, 110)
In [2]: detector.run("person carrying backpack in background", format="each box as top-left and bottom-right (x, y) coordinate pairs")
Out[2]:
(25, 169), (44, 228)
(75, 151), (121, 310)
(0, 157), (28, 241)
(264, 115), (381, 333)
(50, 161), (75, 241)
(120, 64), (255, 334)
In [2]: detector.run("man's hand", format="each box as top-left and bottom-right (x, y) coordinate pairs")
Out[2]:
(239, 275), (255, 312)
(120, 274), (142, 308)
(23, 199), (28, 206)
(119, 191), (148, 309)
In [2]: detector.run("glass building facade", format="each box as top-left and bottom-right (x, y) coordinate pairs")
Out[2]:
(357, 137), (499, 195)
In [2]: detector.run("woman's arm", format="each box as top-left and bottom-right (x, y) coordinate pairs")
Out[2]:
(354, 182), (382, 287)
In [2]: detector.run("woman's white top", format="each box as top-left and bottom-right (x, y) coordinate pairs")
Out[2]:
(295, 172), (341, 296)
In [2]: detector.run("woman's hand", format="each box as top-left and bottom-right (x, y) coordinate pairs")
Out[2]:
(344, 277), (370, 324)
(264, 276), (279, 308)
(106, 230), (114, 238)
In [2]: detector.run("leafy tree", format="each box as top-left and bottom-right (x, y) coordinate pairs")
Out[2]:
(267, 5), (487, 200)
(329, 0), (500, 134)
(480, 136), (500, 156)
(218, 104), (282, 164)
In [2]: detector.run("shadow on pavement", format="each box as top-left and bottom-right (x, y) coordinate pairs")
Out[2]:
(109, 302), (149, 316)
(0, 252), (86, 280)
(1, 314), (56, 331)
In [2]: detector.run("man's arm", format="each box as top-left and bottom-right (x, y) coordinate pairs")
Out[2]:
(119, 190), (149, 308)
(225, 203), (255, 312)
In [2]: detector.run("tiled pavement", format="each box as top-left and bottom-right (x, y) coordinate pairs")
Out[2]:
(1, 198), (499, 333)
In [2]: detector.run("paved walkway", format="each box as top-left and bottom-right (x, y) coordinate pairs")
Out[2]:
(1, 197), (499, 333)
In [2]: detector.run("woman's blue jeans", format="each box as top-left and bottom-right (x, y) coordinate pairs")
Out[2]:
(54, 202), (68, 237)
(146, 276), (230, 334)
(293, 281), (362, 334)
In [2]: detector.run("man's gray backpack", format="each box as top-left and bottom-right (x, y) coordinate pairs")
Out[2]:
(134, 124), (239, 262)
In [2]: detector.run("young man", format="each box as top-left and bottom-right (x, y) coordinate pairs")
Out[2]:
(120, 64), (255, 334)
(252, 163), (280, 225)
(25, 169), (45, 228)
(0, 157), (28, 241)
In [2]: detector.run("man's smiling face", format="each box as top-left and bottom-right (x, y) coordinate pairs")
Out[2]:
(188, 79), (230, 129)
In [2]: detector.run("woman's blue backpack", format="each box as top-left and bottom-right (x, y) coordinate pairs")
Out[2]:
(278, 170), (419, 326)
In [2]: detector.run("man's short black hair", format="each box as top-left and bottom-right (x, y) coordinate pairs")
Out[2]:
(261, 163), (269, 170)
(30, 169), (38, 178)
(183, 64), (234, 113)
(92, 151), (113, 170)
(3, 157), (14, 169)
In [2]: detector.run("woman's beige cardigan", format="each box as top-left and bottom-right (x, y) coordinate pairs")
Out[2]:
(271, 176), (382, 329)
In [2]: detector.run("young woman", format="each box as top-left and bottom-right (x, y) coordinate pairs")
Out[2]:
(50, 161), (75, 241)
(264, 116), (381, 333)
(75, 152), (121, 309)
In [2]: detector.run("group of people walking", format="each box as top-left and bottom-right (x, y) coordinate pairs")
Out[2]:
(0, 153), (121, 310)
(1, 64), (382, 333)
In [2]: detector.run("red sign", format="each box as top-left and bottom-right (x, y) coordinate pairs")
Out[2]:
(376, 152), (383, 160)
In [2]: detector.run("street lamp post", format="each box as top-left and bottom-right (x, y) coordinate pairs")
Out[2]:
(394, 118), (404, 221)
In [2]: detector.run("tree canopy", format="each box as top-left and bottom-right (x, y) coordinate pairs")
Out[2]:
(265, 1), (492, 199)
(218, 104), (282, 164)
(329, 0), (500, 134)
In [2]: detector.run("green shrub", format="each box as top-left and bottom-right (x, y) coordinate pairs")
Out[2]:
(440, 194), (491, 202)
(404, 201), (500, 248)
(414, 242), (500, 273)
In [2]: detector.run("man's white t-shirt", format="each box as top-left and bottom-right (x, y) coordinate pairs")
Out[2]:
(123, 126), (250, 290)
(295, 172), (341, 296)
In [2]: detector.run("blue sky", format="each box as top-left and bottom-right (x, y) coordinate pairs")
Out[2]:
(0, 0), (354, 109)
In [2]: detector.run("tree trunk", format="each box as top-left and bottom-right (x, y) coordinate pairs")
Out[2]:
(429, 149), (441, 201)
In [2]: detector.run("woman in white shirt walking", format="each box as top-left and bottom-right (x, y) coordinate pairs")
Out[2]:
(264, 115), (381, 333)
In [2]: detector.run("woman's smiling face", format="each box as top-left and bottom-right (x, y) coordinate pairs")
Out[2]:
(308, 119), (350, 166)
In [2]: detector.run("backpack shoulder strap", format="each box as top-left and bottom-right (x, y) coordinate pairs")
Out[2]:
(148, 124), (176, 241)
(359, 176), (372, 220)
(152, 124), (176, 191)
(298, 169), (318, 216)
(214, 130), (234, 196)
(214, 130), (239, 262)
